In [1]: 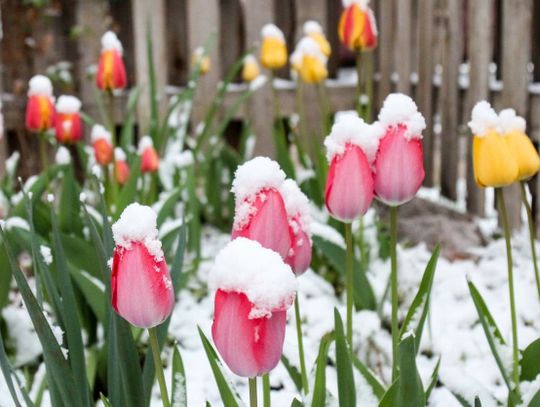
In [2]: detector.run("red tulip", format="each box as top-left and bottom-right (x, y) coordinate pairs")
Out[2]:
(114, 147), (130, 185)
(374, 93), (426, 206)
(231, 157), (291, 259)
(324, 113), (382, 222)
(91, 124), (113, 166)
(338, 1), (378, 51)
(55, 95), (82, 144)
(25, 75), (55, 132)
(96, 31), (127, 91)
(111, 203), (174, 328)
(210, 238), (297, 377)
(139, 136), (159, 173)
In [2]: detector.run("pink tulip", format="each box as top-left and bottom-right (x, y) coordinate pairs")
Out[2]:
(210, 238), (297, 378)
(111, 203), (174, 328)
(374, 93), (426, 206)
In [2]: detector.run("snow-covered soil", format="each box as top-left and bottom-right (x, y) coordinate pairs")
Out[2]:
(2, 203), (540, 406)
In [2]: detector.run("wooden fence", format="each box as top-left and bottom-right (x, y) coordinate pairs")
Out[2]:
(1, 0), (540, 230)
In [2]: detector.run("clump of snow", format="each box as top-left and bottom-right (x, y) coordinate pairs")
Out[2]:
(279, 179), (311, 236)
(342, 0), (370, 9)
(324, 111), (384, 162)
(27, 75), (53, 97)
(40, 245), (53, 265)
(249, 75), (267, 91)
(231, 157), (286, 203)
(111, 203), (164, 261)
(293, 36), (327, 63)
(261, 23), (285, 42)
(138, 135), (154, 153)
(101, 31), (123, 54)
(468, 100), (499, 137)
(5, 152), (20, 175)
(46, 194), (54, 203)
(91, 124), (111, 143)
(303, 20), (323, 35)
(209, 237), (297, 318)
(55, 146), (71, 165)
(55, 95), (81, 114)
(114, 147), (126, 161)
(378, 93), (426, 140)
(244, 54), (257, 65)
(4, 217), (30, 231)
(499, 108), (526, 134)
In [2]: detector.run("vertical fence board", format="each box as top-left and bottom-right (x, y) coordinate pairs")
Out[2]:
(376, 0), (394, 108)
(395, 0), (411, 94)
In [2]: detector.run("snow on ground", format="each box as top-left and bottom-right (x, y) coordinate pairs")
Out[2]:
(2, 205), (540, 406)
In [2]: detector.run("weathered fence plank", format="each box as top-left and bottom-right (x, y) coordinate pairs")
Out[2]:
(395, 0), (412, 94)
(376, 0), (394, 108)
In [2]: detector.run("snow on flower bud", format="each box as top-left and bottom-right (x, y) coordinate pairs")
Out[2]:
(111, 203), (174, 328)
(25, 75), (55, 132)
(468, 101), (519, 187)
(55, 95), (82, 143)
(260, 24), (288, 70)
(114, 147), (130, 185)
(280, 179), (312, 276)
(303, 20), (331, 57)
(91, 124), (113, 166)
(138, 136), (159, 173)
(374, 93), (426, 205)
(231, 157), (291, 259)
(291, 37), (328, 84)
(338, 0), (378, 51)
(324, 112), (382, 222)
(210, 237), (297, 377)
(242, 54), (261, 83)
(96, 31), (127, 91)
(192, 47), (210, 75)
(499, 109), (540, 182)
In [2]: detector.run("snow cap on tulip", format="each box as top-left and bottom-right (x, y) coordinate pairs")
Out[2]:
(303, 20), (323, 34)
(242, 54), (261, 83)
(210, 238), (297, 319)
(467, 100), (499, 137)
(290, 36), (328, 84)
(261, 24), (285, 42)
(91, 124), (111, 143)
(260, 24), (287, 70)
(138, 135), (154, 154)
(114, 147), (126, 161)
(280, 179), (311, 237)
(498, 108), (526, 134)
(28, 75), (53, 97)
(193, 46), (210, 74)
(101, 31), (123, 54)
(378, 93), (426, 140)
(56, 95), (81, 114)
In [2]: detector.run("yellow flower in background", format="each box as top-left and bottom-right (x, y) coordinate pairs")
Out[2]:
(469, 101), (519, 188)
(303, 20), (331, 57)
(242, 54), (260, 82)
(499, 109), (540, 181)
(291, 37), (328, 84)
(193, 47), (210, 75)
(260, 24), (287, 70)
(338, 0), (378, 51)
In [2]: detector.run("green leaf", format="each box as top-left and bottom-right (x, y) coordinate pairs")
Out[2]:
(334, 309), (356, 407)
(425, 357), (441, 400)
(60, 234), (102, 279)
(100, 394), (114, 407)
(0, 240), (12, 309)
(352, 355), (385, 399)
(313, 236), (376, 310)
(520, 338), (540, 382)
(70, 268), (106, 323)
(171, 344), (187, 407)
(528, 390), (540, 407)
(451, 392), (473, 407)
(0, 330), (24, 407)
(58, 164), (83, 234)
(311, 332), (334, 407)
(156, 188), (182, 228)
(115, 156), (141, 219)
(146, 21), (160, 147)
(281, 355), (302, 393)
(198, 327), (241, 407)
(120, 87), (142, 150)
(291, 399), (305, 407)
(399, 246), (440, 351)
(474, 396), (482, 407)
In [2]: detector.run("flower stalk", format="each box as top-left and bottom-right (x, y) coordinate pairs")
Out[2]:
(249, 377), (258, 407)
(344, 222), (354, 346)
(148, 327), (171, 407)
(390, 205), (399, 381)
(294, 297), (309, 394)
(519, 181), (540, 302)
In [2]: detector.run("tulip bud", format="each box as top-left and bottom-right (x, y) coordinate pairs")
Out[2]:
(260, 24), (288, 70)
(303, 20), (331, 57)
(25, 75), (55, 133)
(138, 136), (159, 173)
(111, 203), (174, 328)
(91, 124), (113, 166)
(55, 95), (82, 144)
(338, 0), (378, 51)
(96, 31), (127, 91)
(192, 47), (210, 75)
(231, 157), (291, 259)
(242, 54), (261, 83)
(210, 237), (297, 377)
(324, 112), (382, 222)
(114, 147), (130, 185)
(374, 93), (426, 205)
(499, 109), (540, 181)
(468, 101), (519, 188)
(291, 37), (328, 84)
(280, 179), (312, 276)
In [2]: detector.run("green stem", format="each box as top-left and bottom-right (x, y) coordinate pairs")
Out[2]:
(355, 51), (363, 116)
(344, 222), (354, 347)
(249, 377), (258, 407)
(358, 217), (368, 271)
(39, 132), (48, 173)
(364, 52), (374, 122)
(148, 328), (171, 407)
(315, 83), (331, 136)
(294, 297), (309, 394)
(296, 80), (310, 158)
(496, 188), (520, 397)
(390, 206), (399, 381)
(520, 182), (540, 303)
(262, 373), (270, 407)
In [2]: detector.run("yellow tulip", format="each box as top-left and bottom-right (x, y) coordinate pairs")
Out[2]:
(260, 24), (287, 70)
(192, 47), (210, 75)
(242, 55), (260, 82)
(298, 55), (328, 84)
(303, 21), (331, 57)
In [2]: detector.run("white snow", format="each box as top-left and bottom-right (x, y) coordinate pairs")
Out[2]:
(231, 156), (286, 203)
(27, 75), (53, 97)
(114, 147), (126, 161)
(378, 93), (426, 140)
(138, 135), (154, 153)
(4, 217), (30, 231)
(499, 108), (526, 134)
(39, 245), (53, 265)
(209, 237), (297, 319)
(101, 31), (123, 54)
(342, 0), (370, 9)
(324, 111), (384, 163)
(294, 36), (327, 63)
(261, 23), (285, 42)
(91, 124), (111, 143)
(249, 75), (267, 91)
(303, 20), (323, 35)
(111, 203), (164, 261)
(55, 146), (71, 165)
(55, 95), (81, 114)
(279, 179), (311, 236)
(468, 100), (499, 137)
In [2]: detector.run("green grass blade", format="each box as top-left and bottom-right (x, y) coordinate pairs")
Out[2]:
(0, 331), (23, 407)
(352, 355), (386, 399)
(311, 332), (334, 407)
(171, 344), (187, 407)
(520, 338), (540, 381)
(115, 156), (141, 219)
(334, 309), (356, 407)
(146, 21), (160, 147)
(59, 164), (83, 234)
(425, 356), (441, 400)
(280, 354), (302, 393)
(120, 87), (142, 150)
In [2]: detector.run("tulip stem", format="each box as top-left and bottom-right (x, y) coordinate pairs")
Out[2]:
(390, 205), (399, 381)
(520, 182), (540, 303)
(355, 51), (363, 116)
(249, 377), (258, 407)
(496, 188), (521, 397)
(262, 373), (271, 407)
(344, 222), (354, 347)
(39, 132), (48, 173)
(294, 296), (309, 394)
(148, 328), (171, 407)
